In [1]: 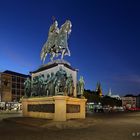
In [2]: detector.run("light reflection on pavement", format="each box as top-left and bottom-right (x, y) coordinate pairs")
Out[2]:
(0, 111), (22, 120)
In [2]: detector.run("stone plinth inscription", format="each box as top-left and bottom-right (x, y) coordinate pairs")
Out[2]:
(67, 104), (80, 113)
(28, 104), (54, 113)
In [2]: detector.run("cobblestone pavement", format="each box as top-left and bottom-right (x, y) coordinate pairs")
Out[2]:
(0, 111), (140, 140)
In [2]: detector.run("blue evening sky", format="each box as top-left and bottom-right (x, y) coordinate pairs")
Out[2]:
(0, 0), (140, 95)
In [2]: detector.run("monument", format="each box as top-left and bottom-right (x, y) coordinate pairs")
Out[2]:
(22, 19), (87, 121)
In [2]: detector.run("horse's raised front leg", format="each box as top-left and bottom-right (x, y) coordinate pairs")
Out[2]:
(61, 50), (65, 60)
(50, 53), (55, 61)
(43, 53), (47, 64)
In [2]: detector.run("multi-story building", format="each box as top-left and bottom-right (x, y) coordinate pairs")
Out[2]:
(0, 70), (29, 102)
(136, 95), (140, 108)
(121, 96), (136, 108)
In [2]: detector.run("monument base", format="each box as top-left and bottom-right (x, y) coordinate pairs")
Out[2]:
(22, 96), (87, 121)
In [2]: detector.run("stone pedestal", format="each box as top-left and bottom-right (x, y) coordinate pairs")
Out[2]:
(22, 96), (87, 121)
(23, 60), (87, 121)
(53, 96), (68, 121)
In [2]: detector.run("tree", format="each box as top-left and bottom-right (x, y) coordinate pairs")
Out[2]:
(83, 89), (101, 103)
(101, 95), (122, 107)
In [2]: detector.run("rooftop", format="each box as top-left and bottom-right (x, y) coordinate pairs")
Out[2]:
(3, 70), (30, 78)
(31, 59), (78, 74)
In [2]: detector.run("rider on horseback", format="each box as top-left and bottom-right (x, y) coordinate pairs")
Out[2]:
(40, 19), (72, 63)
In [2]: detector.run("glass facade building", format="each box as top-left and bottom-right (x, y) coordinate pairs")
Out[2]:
(0, 70), (29, 102)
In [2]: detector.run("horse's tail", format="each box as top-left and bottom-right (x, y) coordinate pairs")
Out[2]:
(40, 41), (48, 63)
(65, 47), (71, 56)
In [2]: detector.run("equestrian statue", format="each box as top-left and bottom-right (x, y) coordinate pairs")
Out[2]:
(40, 19), (72, 63)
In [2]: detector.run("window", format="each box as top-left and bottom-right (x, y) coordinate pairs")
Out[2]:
(17, 77), (20, 83)
(12, 89), (16, 95)
(21, 78), (25, 83)
(12, 76), (16, 82)
(17, 90), (20, 95)
(12, 83), (16, 89)
(17, 84), (20, 89)
(21, 84), (24, 89)
(3, 79), (8, 86)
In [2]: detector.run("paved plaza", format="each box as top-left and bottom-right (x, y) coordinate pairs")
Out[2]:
(0, 111), (140, 140)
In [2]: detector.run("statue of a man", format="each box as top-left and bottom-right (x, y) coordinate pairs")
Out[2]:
(24, 78), (31, 97)
(77, 76), (85, 96)
(48, 21), (59, 52)
(31, 76), (39, 96)
(55, 79), (61, 95)
(44, 74), (51, 96)
(55, 67), (67, 93)
(65, 74), (74, 96)
(41, 20), (59, 63)
(38, 75), (45, 96)
(49, 72), (57, 96)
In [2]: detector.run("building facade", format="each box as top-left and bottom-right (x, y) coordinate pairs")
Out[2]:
(107, 89), (121, 100)
(121, 96), (136, 108)
(0, 70), (29, 102)
(136, 96), (140, 108)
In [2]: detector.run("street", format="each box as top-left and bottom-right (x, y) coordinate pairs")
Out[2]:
(0, 111), (140, 140)
(0, 111), (22, 120)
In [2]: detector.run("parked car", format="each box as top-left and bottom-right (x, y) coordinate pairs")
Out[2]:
(126, 107), (136, 111)
(118, 107), (124, 112)
(97, 108), (104, 112)
(103, 107), (110, 112)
